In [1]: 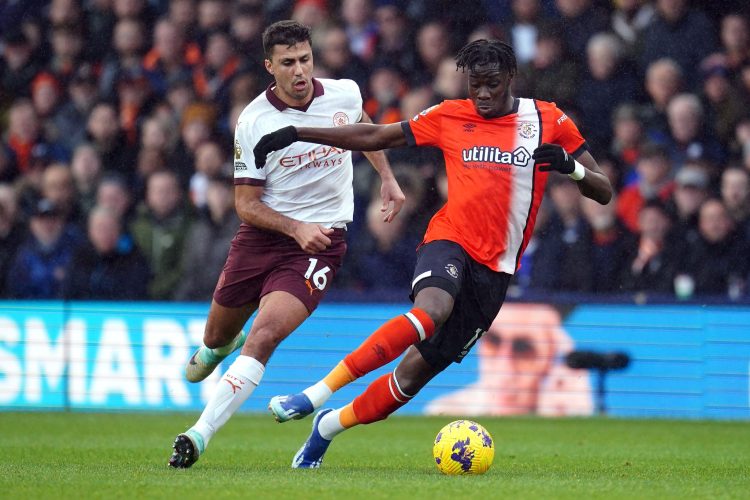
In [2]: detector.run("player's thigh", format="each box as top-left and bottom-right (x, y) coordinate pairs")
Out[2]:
(204, 299), (258, 348)
(416, 263), (511, 370)
(259, 232), (346, 314)
(411, 240), (468, 322)
(242, 291), (309, 362)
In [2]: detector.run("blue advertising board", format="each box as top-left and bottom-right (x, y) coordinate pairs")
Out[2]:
(0, 301), (748, 419)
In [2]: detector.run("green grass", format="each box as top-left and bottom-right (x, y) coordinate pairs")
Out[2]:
(1, 413), (748, 499)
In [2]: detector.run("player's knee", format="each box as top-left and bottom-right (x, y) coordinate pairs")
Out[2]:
(244, 325), (286, 357)
(414, 288), (454, 328)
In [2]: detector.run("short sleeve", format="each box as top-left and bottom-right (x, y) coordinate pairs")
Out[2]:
(550, 105), (588, 158)
(233, 119), (265, 186)
(401, 102), (445, 147)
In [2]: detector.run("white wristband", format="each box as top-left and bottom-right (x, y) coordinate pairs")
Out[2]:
(568, 160), (585, 181)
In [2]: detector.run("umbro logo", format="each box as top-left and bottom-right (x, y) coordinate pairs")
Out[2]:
(463, 123), (476, 132)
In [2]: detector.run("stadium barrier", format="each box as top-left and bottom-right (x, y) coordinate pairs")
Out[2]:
(0, 301), (748, 419)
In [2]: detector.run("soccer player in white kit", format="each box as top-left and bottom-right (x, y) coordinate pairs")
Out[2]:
(168, 20), (405, 469)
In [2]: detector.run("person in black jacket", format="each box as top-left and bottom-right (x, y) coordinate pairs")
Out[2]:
(63, 205), (150, 300)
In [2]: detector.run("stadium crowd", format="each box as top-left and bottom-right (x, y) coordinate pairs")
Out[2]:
(1, 0), (750, 302)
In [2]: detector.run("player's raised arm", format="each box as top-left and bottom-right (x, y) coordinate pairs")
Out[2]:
(253, 122), (407, 168)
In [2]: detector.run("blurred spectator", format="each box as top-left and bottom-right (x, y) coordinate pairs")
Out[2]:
(31, 73), (63, 123)
(1, 29), (43, 98)
(41, 162), (83, 227)
(4, 99), (65, 177)
(143, 18), (201, 98)
(63, 206), (150, 300)
(364, 65), (407, 124)
(640, 0), (716, 87)
(169, 101), (216, 187)
(6, 197), (84, 298)
(230, 3), (265, 68)
(96, 173), (134, 223)
(51, 64), (100, 152)
(0, 185), (27, 297)
(515, 23), (578, 108)
(617, 143), (675, 233)
(705, 13), (750, 76)
(621, 200), (676, 294)
(678, 199), (749, 298)
(642, 58), (684, 136)
(46, 23), (85, 85)
(371, 1), (417, 73)
(189, 140), (227, 208)
(48, 0), (84, 27)
(340, 166), (427, 291)
(661, 93), (725, 168)
(530, 175), (593, 292)
(175, 174), (237, 301)
(581, 195), (634, 293)
(341, 0), (378, 62)
(413, 21), (451, 86)
(70, 144), (103, 215)
(84, 0), (117, 63)
(116, 71), (155, 146)
(99, 18), (147, 99)
(292, 0), (329, 30)
(554, 0), (609, 62)
(610, 0), (656, 57)
(701, 63), (749, 146)
(667, 162), (710, 241)
(720, 167), (750, 241)
(130, 170), (193, 300)
(318, 25), (369, 89)
(433, 57), (467, 101)
(85, 101), (137, 181)
(504, 0), (544, 65)
(169, 0), (198, 41)
(576, 32), (640, 151)
(197, 0), (231, 44)
(192, 30), (239, 111)
(610, 103), (645, 181)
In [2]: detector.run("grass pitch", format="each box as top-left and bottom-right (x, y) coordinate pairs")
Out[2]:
(1, 412), (748, 499)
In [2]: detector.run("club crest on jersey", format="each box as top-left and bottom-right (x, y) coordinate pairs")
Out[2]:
(517, 121), (537, 139)
(461, 146), (531, 167)
(445, 264), (459, 279)
(234, 139), (242, 160)
(333, 112), (349, 126)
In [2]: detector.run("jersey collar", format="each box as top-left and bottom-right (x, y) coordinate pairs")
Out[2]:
(265, 78), (325, 112)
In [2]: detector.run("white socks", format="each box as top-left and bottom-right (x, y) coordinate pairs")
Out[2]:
(192, 355), (265, 444)
(302, 381), (333, 408)
(317, 408), (346, 441)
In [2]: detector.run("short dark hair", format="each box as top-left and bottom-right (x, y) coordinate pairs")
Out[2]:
(262, 20), (312, 59)
(455, 39), (517, 78)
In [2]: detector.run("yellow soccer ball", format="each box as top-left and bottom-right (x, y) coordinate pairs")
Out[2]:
(433, 420), (494, 475)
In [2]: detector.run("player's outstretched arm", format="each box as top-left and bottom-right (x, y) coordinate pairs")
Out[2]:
(253, 123), (407, 168)
(532, 144), (612, 205)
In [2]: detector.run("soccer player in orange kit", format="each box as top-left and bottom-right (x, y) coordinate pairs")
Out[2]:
(254, 39), (612, 468)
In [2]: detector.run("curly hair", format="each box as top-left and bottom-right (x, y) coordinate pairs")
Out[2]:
(455, 39), (517, 78)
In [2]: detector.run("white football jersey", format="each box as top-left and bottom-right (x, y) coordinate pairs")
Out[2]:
(233, 78), (363, 227)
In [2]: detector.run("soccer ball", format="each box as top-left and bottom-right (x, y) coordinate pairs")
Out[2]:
(433, 420), (494, 475)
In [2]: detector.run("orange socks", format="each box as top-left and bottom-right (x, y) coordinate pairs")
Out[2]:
(343, 308), (435, 378)
(322, 362), (356, 392)
(350, 371), (413, 425)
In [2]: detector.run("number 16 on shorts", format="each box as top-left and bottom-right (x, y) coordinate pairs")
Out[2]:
(304, 258), (331, 292)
